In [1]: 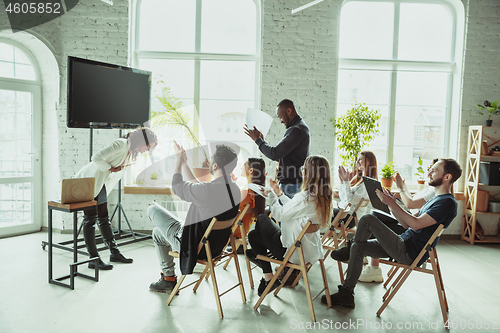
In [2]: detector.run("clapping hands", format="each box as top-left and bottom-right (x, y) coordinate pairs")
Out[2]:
(338, 166), (356, 182)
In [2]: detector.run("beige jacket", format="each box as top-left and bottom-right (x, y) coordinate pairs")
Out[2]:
(74, 138), (129, 197)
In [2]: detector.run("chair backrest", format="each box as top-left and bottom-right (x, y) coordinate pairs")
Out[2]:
(321, 204), (349, 243)
(409, 224), (444, 269)
(230, 204), (251, 235)
(197, 216), (237, 255)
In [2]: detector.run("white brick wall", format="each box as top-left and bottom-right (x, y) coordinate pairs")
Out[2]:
(2, 0), (499, 235)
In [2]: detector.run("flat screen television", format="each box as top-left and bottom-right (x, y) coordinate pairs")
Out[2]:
(67, 56), (152, 129)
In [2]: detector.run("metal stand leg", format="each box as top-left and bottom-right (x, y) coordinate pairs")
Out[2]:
(47, 205), (99, 290)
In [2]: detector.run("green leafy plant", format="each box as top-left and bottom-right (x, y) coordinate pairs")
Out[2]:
(136, 178), (145, 185)
(150, 172), (160, 180)
(331, 103), (381, 168)
(476, 100), (500, 120)
(414, 157), (425, 180)
(381, 162), (396, 180)
(151, 79), (209, 166)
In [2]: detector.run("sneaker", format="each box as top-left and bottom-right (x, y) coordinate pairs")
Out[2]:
(245, 249), (262, 268)
(321, 285), (355, 308)
(149, 273), (178, 294)
(358, 265), (384, 283)
(278, 267), (300, 286)
(330, 239), (352, 262)
(257, 277), (282, 297)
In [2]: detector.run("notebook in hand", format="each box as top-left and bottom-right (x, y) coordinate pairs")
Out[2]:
(362, 176), (390, 214)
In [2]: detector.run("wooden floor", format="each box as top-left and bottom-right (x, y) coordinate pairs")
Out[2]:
(0, 231), (499, 333)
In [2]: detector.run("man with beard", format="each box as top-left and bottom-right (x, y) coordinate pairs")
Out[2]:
(147, 141), (241, 294)
(323, 158), (461, 309)
(244, 99), (310, 198)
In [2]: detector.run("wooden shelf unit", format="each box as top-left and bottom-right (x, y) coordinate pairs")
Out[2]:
(462, 126), (500, 244)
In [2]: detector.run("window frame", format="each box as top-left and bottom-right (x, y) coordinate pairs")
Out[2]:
(127, 0), (261, 188)
(336, 0), (465, 168)
(0, 38), (42, 237)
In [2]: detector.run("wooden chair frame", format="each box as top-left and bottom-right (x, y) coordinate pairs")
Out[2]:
(166, 216), (246, 319)
(220, 204), (255, 288)
(377, 224), (449, 324)
(253, 221), (330, 322)
(320, 199), (367, 284)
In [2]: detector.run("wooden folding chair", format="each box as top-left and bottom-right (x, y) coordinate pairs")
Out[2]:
(320, 199), (367, 283)
(166, 216), (246, 319)
(253, 220), (330, 322)
(377, 224), (449, 324)
(220, 204), (256, 288)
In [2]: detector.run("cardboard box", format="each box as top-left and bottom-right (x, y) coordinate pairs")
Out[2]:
(477, 190), (489, 212)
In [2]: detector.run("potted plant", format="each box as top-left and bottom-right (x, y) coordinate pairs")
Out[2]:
(151, 80), (211, 181)
(381, 162), (396, 189)
(150, 171), (160, 186)
(331, 103), (381, 169)
(476, 100), (500, 127)
(415, 157), (426, 190)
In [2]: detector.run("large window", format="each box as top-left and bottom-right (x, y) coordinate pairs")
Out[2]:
(0, 41), (42, 237)
(129, 0), (260, 185)
(335, 0), (464, 183)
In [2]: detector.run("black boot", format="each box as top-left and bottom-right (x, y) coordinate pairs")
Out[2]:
(83, 215), (113, 270)
(321, 284), (355, 308)
(97, 216), (133, 264)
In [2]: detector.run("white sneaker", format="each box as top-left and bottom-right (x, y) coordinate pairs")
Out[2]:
(358, 265), (384, 283)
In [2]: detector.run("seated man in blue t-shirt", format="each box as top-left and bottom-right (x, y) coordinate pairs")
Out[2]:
(322, 158), (462, 309)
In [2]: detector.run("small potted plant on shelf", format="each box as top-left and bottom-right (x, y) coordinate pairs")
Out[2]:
(415, 157), (426, 190)
(381, 162), (396, 189)
(150, 171), (160, 186)
(476, 100), (500, 127)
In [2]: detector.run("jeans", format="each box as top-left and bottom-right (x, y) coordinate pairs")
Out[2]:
(343, 214), (413, 291)
(148, 204), (183, 277)
(247, 214), (287, 274)
(280, 182), (302, 199)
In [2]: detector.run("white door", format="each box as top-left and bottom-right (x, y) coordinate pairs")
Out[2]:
(0, 43), (42, 238)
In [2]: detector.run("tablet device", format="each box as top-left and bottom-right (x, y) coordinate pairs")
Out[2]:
(362, 176), (390, 214)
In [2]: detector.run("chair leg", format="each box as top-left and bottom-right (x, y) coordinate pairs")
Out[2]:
(319, 259), (331, 307)
(383, 266), (399, 288)
(166, 275), (186, 306)
(240, 237), (254, 289)
(230, 234), (246, 303)
(205, 246), (223, 319)
(254, 265), (285, 311)
(430, 250), (448, 324)
(377, 269), (412, 317)
(298, 249), (316, 322)
(382, 267), (408, 301)
(193, 265), (210, 292)
(337, 260), (345, 284)
(434, 251), (449, 312)
(273, 266), (293, 296)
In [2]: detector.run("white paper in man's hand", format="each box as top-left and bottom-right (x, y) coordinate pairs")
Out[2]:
(246, 108), (273, 138)
(247, 183), (273, 197)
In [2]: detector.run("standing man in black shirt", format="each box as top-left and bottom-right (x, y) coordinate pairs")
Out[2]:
(244, 99), (310, 198)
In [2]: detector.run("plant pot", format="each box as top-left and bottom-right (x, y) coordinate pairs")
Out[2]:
(417, 179), (425, 191)
(150, 179), (158, 187)
(485, 119), (493, 127)
(381, 178), (393, 189)
(193, 167), (213, 182)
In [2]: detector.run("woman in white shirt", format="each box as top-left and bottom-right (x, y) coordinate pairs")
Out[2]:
(334, 151), (378, 228)
(246, 155), (333, 296)
(74, 127), (157, 270)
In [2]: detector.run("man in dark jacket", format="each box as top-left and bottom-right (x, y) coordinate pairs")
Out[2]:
(244, 99), (310, 198)
(148, 142), (241, 294)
